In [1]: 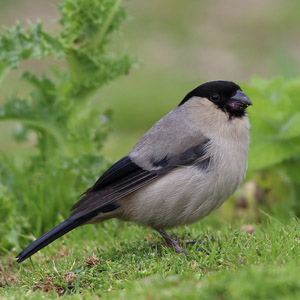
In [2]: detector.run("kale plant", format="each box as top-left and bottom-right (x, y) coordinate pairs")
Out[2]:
(243, 77), (300, 218)
(0, 0), (134, 251)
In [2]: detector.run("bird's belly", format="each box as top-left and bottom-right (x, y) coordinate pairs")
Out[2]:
(120, 163), (244, 229)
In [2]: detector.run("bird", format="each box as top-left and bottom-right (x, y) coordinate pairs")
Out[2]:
(16, 80), (252, 263)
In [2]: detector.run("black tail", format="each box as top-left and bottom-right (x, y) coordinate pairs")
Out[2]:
(16, 218), (84, 263)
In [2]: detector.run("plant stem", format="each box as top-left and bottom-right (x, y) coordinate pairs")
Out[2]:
(0, 118), (71, 156)
(90, 0), (124, 48)
(0, 63), (8, 88)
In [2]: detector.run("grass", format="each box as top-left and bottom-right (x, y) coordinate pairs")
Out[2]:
(1, 1), (300, 298)
(1, 73), (299, 298)
(1, 214), (300, 299)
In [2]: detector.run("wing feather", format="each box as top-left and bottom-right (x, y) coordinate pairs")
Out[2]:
(70, 138), (210, 220)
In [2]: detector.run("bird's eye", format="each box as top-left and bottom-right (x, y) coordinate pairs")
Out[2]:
(210, 93), (220, 102)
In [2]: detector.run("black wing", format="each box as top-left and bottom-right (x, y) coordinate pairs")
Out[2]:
(90, 156), (142, 191)
(16, 140), (211, 263)
(70, 139), (210, 220)
(70, 156), (164, 218)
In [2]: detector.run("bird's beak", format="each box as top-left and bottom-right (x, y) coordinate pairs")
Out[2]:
(230, 90), (252, 107)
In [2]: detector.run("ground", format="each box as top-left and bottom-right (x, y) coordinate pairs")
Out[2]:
(1, 215), (300, 299)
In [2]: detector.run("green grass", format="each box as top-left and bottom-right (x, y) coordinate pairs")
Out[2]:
(1, 215), (300, 299)
(1, 1), (300, 298)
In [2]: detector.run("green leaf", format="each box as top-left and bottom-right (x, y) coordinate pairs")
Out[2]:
(248, 137), (300, 171)
(0, 0), (135, 249)
(279, 112), (300, 139)
(0, 22), (65, 70)
(58, 0), (127, 46)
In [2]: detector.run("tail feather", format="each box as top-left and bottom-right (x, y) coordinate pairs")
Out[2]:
(16, 218), (84, 263)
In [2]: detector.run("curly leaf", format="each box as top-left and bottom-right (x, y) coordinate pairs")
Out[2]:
(0, 22), (65, 69)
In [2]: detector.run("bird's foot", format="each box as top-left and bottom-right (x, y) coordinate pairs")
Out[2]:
(184, 241), (205, 246)
(172, 243), (189, 255)
(183, 236), (215, 255)
(156, 228), (189, 255)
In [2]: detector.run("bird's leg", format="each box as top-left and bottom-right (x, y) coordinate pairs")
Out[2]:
(156, 229), (189, 255)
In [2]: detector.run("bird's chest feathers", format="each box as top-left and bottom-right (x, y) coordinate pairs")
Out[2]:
(188, 106), (250, 207)
(207, 120), (249, 203)
(182, 130), (249, 225)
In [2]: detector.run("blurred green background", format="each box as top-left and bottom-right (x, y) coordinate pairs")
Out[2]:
(1, 0), (300, 243)
(1, 1), (300, 298)
(1, 0), (300, 159)
(1, 0), (300, 247)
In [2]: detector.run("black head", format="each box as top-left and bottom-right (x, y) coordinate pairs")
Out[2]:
(179, 81), (252, 118)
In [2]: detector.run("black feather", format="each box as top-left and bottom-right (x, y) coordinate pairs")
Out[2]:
(16, 208), (109, 263)
(17, 140), (211, 263)
(71, 171), (159, 218)
(71, 156), (148, 213)
(91, 156), (141, 191)
(179, 81), (241, 106)
(71, 140), (210, 219)
(16, 218), (83, 263)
